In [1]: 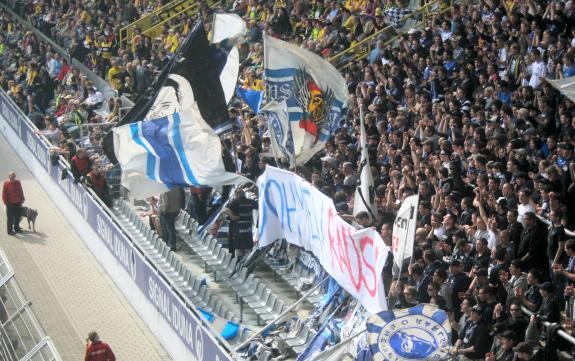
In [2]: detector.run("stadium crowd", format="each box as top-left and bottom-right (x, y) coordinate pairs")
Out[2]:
(1, 0), (575, 359)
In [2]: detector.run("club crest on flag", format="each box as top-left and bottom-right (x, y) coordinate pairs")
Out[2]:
(293, 68), (335, 144)
(367, 304), (451, 361)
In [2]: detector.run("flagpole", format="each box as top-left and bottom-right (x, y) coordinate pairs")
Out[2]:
(307, 326), (367, 361)
(233, 275), (330, 351)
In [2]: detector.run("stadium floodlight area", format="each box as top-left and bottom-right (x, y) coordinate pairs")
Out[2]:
(0, 249), (62, 361)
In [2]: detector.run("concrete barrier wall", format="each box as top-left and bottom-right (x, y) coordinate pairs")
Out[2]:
(0, 91), (233, 361)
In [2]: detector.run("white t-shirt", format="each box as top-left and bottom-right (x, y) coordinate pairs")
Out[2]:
(529, 60), (546, 88)
(518, 203), (536, 224)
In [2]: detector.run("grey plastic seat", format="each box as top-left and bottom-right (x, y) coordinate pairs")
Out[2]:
(208, 252), (231, 271)
(279, 320), (303, 341)
(194, 238), (217, 256)
(228, 268), (248, 288)
(192, 285), (208, 305)
(215, 256), (237, 278)
(259, 300), (285, 323)
(201, 244), (223, 263)
(246, 289), (271, 309)
(210, 252), (238, 275)
(233, 274), (257, 294)
(285, 326), (311, 347)
(259, 350), (272, 361)
(252, 294), (277, 316)
(240, 282), (265, 301)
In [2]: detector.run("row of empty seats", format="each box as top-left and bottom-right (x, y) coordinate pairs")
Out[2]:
(111, 200), (251, 346)
(263, 257), (324, 307)
(175, 212), (288, 326)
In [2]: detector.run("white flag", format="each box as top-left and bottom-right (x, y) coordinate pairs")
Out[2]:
(112, 109), (250, 199)
(352, 107), (375, 217)
(391, 194), (419, 275)
(259, 100), (295, 164)
(211, 13), (246, 104)
(264, 34), (349, 165)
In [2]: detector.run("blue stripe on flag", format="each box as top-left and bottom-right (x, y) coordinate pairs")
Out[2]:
(378, 310), (396, 323)
(408, 304), (425, 315)
(141, 117), (186, 187)
(431, 309), (448, 325)
(129, 123), (156, 181)
(171, 113), (199, 186)
(265, 68), (295, 78)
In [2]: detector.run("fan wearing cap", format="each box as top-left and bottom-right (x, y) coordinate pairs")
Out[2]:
(452, 305), (492, 360)
(448, 259), (471, 319)
(556, 142), (574, 173)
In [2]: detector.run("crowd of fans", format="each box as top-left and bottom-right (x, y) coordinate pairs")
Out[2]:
(2, 0), (575, 359)
(0, 8), (120, 202)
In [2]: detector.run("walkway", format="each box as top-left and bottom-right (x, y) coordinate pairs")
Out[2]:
(0, 134), (171, 361)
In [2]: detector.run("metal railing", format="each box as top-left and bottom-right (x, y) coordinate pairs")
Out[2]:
(329, 0), (448, 68)
(140, 0), (220, 44)
(0, 249), (62, 361)
(119, 0), (188, 46)
(119, 0), (220, 48)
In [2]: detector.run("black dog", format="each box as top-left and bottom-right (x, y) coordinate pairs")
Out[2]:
(20, 207), (38, 232)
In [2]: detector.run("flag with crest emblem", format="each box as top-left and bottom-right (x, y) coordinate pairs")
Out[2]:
(263, 34), (349, 165)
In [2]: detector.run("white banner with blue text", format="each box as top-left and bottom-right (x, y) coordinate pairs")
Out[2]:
(257, 166), (389, 314)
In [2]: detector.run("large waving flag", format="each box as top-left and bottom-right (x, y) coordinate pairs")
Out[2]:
(353, 106), (375, 218)
(103, 24), (249, 199)
(107, 24), (230, 133)
(264, 34), (349, 165)
(211, 13), (246, 104)
(111, 110), (247, 198)
(367, 304), (452, 361)
(259, 100), (294, 164)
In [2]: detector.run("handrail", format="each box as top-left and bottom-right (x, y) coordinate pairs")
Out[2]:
(119, 0), (189, 46)
(0, 89), (238, 359)
(119, 0), (218, 47)
(140, 1), (201, 38)
(536, 214), (575, 237)
(521, 306), (575, 347)
(328, 0), (445, 67)
(140, 0), (220, 41)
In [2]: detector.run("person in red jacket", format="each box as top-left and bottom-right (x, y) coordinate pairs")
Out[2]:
(2, 172), (25, 235)
(85, 331), (116, 361)
(71, 149), (93, 182)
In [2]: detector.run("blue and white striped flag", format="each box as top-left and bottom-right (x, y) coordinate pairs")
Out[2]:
(264, 34), (349, 165)
(111, 110), (249, 198)
(367, 304), (452, 361)
(104, 24), (249, 199)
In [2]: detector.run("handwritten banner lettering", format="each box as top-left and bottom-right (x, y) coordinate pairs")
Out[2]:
(257, 166), (389, 314)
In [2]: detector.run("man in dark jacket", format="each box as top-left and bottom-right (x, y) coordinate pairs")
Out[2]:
(449, 259), (471, 319)
(537, 282), (560, 324)
(454, 305), (492, 360)
(517, 212), (548, 276)
(506, 209), (523, 255)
